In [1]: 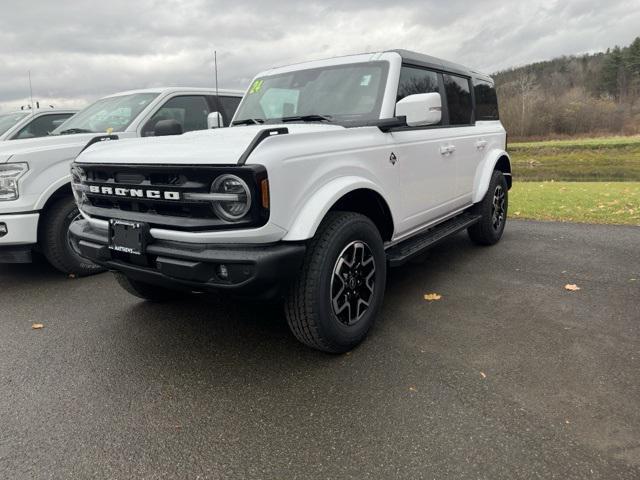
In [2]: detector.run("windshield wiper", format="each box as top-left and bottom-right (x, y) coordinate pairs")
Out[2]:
(232, 118), (265, 126)
(279, 114), (333, 123)
(57, 128), (95, 135)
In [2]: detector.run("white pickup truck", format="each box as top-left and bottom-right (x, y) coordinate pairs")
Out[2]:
(0, 108), (77, 141)
(70, 50), (511, 352)
(0, 87), (243, 273)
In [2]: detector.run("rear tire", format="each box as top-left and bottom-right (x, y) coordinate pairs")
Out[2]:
(284, 212), (386, 353)
(468, 170), (508, 246)
(40, 196), (104, 276)
(114, 273), (184, 302)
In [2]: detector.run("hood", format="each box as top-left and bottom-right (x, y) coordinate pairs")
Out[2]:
(77, 124), (345, 165)
(0, 133), (99, 163)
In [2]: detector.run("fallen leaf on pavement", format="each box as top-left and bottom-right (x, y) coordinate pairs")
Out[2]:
(32, 323), (44, 330)
(424, 293), (442, 301)
(564, 284), (581, 291)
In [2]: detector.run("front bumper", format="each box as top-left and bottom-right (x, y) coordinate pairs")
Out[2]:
(69, 219), (306, 298)
(0, 212), (39, 262)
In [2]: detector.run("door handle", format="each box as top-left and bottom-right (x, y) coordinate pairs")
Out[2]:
(476, 140), (488, 150)
(440, 145), (456, 156)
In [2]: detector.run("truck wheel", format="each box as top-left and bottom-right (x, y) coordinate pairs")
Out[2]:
(40, 196), (104, 276)
(284, 212), (386, 353)
(468, 170), (508, 246)
(113, 273), (184, 302)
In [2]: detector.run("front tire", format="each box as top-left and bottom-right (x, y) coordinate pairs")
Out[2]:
(284, 212), (386, 353)
(467, 170), (508, 246)
(40, 196), (104, 276)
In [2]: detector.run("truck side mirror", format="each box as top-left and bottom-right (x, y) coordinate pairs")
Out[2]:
(154, 119), (183, 136)
(395, 92), (442, 127)
(207, 111), (224, 129)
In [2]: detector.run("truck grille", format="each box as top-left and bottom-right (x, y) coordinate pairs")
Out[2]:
(73, 163), (268, 231)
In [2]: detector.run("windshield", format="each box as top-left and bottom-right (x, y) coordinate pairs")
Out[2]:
(51, 92), (158, 135)
(0, 112), (29, 136)
(233, 61), (389, 125)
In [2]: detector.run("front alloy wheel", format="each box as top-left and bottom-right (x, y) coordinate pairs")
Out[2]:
(330, 241), (376, 326)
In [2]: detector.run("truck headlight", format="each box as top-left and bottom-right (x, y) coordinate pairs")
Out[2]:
(0, 163), (28, 201)
(211, 174), (251, 221)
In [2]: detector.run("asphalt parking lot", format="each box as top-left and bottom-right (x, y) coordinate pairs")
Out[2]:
(1, 220), (639, 479)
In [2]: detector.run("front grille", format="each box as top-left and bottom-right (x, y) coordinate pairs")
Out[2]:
(74, 163), (268, 231)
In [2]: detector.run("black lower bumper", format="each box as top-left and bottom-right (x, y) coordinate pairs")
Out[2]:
(0, 244), (33, 263)
(69, 220), (305, 298)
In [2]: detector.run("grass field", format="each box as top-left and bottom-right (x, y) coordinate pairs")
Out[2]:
(509, 135), (640, 182)
(509, 182), (640, 225)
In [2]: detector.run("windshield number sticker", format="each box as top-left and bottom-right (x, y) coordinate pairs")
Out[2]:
(249, 79), (264, 94)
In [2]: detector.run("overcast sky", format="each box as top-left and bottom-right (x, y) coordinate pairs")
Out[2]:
(1, 0), (639, 111)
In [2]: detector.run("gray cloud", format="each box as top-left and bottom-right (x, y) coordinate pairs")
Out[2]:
(1, 0), (638, 110)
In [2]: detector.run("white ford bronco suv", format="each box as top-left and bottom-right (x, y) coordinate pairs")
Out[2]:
(0, 87), (242, 272)
(69, 50), (511, 352)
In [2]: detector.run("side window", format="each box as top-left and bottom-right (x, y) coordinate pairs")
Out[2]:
(216, 96), (242, 125)
(474, 80), (499, 120)
(396, 66), (439, 102)
(13, 113), (73, 139)
(443, 74), (473, 125)
(142, 95), (210, 136)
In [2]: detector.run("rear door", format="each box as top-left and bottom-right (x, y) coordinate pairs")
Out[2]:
(441, 73), (477, 202)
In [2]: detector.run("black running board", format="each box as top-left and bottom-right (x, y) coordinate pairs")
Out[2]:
(386, 213), (481, 267)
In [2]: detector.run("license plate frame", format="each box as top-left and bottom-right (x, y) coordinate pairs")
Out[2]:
(108, 219), (149, 256)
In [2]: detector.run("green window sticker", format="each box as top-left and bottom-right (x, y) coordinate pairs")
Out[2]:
(360, 75), (372, 86)
(249, 79), (264, 94)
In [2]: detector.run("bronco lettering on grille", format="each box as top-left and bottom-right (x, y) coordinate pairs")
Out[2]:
(88, 185), (181, 200)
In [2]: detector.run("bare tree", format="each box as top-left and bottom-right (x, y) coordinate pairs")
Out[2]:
(514, 72), (538, 137)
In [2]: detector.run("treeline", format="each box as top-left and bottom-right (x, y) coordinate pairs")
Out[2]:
(494, 37), (640, 139)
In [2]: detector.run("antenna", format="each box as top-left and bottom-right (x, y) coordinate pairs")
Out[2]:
(28, 71), (35, 114)
(214, 50), (219, 98)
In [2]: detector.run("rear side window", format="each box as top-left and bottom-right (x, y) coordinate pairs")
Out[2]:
(474, 80), (499, 120)
(396, 66), (439, 102)
(443, 74), (473, 125)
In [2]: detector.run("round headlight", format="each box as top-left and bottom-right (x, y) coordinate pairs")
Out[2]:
(211, 174), (251, 221)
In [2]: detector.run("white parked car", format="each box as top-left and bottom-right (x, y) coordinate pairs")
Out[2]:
(0, 108), (77, 141)
(70, 50), (511, 352)
(0, 87), (243, 272)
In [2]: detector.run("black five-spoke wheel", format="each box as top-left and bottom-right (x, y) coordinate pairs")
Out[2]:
(492, 184), (506, 231)
(330, 240), (376, 326)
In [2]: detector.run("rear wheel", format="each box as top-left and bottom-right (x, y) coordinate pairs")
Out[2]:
(284, 212), (386, 353)
(468, 170), (508, 246)
(114, 273), (184, 302)
(40, 196), (104, 276)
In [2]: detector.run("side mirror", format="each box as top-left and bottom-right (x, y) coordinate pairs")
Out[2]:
(207, 111), (224, 129)
(154, 119), (183, 136)
(395, 92), (442, 127)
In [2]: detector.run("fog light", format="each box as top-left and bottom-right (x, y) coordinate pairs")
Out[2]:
(217, 264), (229, 280)
(0, 222), (7, 237)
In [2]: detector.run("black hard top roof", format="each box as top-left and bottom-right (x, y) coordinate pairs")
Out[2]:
(388, 49), (493, 83)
